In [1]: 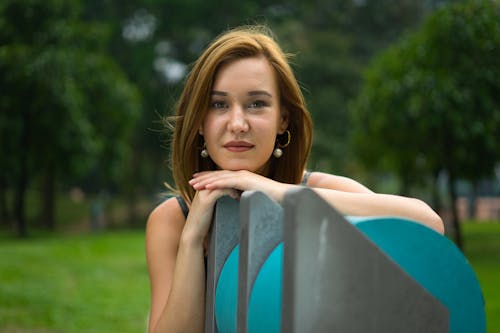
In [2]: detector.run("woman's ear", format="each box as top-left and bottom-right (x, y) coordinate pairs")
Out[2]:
(199, 126), (204, 135)
(278, 107), (289, 134)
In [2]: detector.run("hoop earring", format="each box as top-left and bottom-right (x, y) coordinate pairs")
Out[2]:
(200, 142), (209, 158)
(273, 130), (291, 158)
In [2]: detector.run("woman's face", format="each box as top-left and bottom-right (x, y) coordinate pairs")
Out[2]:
(200, 56), (288, 175)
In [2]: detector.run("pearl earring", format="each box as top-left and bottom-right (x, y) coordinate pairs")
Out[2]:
(273, 130), (291, 159)
(199, 132), (208, 158)
(273, 147), (283, 158)
(200, 143), (209, 158)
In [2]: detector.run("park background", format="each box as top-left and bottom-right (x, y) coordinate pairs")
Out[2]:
(1, 0), (499, 332)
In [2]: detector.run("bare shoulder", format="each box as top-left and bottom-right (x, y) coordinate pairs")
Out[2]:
(147, 196), (185, 229)
(146, 197), (186, 249)
(307, 171), (373, 194)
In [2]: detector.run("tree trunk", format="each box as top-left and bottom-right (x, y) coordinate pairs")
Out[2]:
(13, 108), (32, 238)
(14, 154), (28, 238)
(40, 161), (56, 230)
(448, 170), (463, 250)
(468, 181), (478, 220)
(431, 170), (442, 214)
(0, 175), (10, 226)
(126, 149), (140, 228)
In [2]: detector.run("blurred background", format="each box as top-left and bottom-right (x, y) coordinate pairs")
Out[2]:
(1, 0), (499, 332)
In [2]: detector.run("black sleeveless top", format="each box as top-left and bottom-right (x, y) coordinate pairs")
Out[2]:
(175, 171), (312, 219)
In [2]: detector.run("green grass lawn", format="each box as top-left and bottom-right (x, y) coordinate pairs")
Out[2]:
(0, 223), (499, 333)
(462, 222), (500, 333)
(0, 231), (150, 333)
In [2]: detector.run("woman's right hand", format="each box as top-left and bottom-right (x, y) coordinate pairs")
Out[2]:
(180, 188), (240, 246)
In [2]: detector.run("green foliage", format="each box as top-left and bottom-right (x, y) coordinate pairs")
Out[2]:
(0, 0), (141, 231)
(270, 0), (435, 174)
(351, 0), (500, 182)
(2, 0), (140, 183)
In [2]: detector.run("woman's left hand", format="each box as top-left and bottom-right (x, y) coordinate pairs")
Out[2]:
(189, 170), (291, 202)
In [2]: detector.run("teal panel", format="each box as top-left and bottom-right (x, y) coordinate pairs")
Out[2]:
(348, 216), (486, 333)
(248, 243), (283, 333)
(215, 245), (239, 333)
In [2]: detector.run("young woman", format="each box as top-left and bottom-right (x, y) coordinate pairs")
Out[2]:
(146, 25), (444, 333)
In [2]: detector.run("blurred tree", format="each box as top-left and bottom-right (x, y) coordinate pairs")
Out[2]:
(266, 0), (445, 175)
(350, 0), (500, 248)
(0, 0), (140, 236)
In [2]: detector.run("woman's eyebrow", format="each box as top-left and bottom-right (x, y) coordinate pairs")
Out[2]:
(210, 90), (273, 97)
(248, 90), (272, 97)
(211, 90), (227, 96)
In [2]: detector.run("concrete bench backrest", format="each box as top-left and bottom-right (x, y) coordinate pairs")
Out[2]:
(281, 188), (449, 332)
(205, 188), (485, 333)
(205, 196), (240, 333)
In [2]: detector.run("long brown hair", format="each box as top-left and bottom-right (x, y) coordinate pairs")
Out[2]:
(168, 25), (312, 203)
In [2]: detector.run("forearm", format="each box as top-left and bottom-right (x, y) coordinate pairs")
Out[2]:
(312, 188), (444, 234)
(152, 239), (206, 333)
(256, 181), (443, 233)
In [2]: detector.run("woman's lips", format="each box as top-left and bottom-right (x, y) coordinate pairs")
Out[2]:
(224, 141), (254, 152)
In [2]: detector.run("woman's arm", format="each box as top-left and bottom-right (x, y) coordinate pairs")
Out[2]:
(307, 172), (444, 234)
(146, 198), (204, 333)
(146, 189), (239, 333)
(189, 170), (444, 234)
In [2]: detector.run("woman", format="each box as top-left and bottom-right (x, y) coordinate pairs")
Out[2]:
(146, 25), (444, 333)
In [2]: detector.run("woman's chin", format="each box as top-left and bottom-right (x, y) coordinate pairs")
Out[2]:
(216, 161), (270, 176)
(216, 163), (257, 172)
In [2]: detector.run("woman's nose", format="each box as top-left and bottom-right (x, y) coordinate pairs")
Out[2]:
(227, 105), (249, 133)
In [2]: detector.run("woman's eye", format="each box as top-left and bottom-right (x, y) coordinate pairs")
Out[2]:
(248, 100), (267, 109)
(211, 101), (227, 109)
